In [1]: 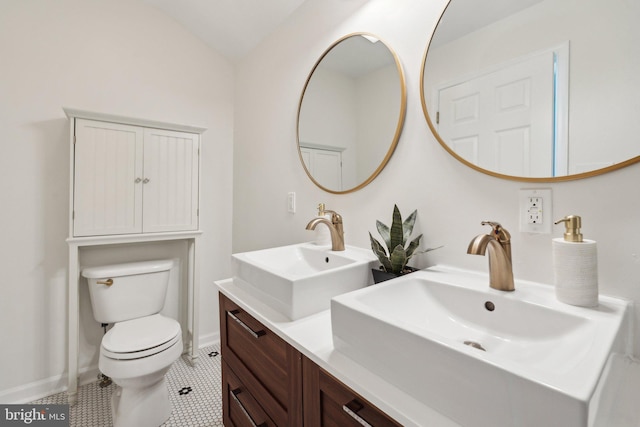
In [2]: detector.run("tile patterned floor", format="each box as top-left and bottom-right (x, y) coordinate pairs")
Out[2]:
(31, 345), (223, 427)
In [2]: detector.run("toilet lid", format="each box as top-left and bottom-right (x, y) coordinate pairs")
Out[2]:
(102, 314), (181, 360)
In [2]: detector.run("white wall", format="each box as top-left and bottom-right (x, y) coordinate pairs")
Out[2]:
(234, 0), (640, 355)
(0, 0), (234, 402)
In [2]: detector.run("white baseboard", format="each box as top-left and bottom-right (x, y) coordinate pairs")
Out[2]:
(0, 366), (100, 405)
(1, 333), (221, 405)
(198, 331), (220, 349)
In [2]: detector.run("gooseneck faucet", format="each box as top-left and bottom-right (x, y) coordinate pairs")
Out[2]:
(467, 221), (514, 291)
(305, 204), (345, 251)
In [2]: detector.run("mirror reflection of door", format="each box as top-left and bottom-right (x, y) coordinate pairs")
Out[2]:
(422, 0), (640, 180)
(435, 48), (562, 176)
(299, 145), (343, 190)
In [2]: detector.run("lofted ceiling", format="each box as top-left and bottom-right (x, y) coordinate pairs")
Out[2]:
(142, 0), (309, 61)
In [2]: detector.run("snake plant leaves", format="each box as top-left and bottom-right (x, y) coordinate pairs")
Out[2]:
(369, 232), (392, 272)
(403, 209), (418, 244)
(375, 220), (391, 251)
(389, 205), (405, 252)
(370, 205), (429, 275)
(405, 234), (423, 260)
(389, 244), (409, 273)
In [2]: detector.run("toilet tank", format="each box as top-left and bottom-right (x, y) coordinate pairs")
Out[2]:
(82, 259), (174, 324)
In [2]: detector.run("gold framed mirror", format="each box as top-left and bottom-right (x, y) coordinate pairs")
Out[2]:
(421, 0), (640, 182)
(298, 32), (406, 193)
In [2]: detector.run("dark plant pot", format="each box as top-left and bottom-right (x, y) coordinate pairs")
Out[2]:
(372, 266), (419, 284)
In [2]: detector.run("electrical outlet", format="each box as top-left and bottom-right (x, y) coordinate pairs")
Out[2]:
(519, 189), (552, 233)
(527, 197), (543, 224)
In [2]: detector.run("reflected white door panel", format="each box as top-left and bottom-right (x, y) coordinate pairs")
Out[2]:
(437, 50), (555, 176)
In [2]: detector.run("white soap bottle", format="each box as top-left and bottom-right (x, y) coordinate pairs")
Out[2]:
(314, 203), (332, 246)
(552, 215), (599, 307)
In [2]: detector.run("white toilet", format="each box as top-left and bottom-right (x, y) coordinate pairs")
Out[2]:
(82, 259), (183, 427)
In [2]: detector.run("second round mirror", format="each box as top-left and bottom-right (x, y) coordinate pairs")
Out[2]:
(422, 0), (640, 181)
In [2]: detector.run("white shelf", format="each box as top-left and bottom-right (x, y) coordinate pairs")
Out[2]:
(67, 230), (203, 246)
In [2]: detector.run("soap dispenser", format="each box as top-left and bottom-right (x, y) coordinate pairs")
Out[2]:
(552, 215), (598, 307)
(314, 203), (332, 245)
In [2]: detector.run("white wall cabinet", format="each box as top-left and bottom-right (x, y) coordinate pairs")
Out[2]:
(73, 119), (199, 237)
(64, 108), (205, 405)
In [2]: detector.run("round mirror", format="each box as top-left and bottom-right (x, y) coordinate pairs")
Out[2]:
(298, 33), (406, 193)
(421, 0), (640, 181)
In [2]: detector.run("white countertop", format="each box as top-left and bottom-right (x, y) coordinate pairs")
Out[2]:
(216, 276), (461, 427)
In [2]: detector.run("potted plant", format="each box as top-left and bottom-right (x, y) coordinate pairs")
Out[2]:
(369, 204), (440, 283)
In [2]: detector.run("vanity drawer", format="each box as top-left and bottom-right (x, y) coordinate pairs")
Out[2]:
(223, 360), (277, 427)
(303, 356), (401, 427)
(219, 293), (302, 427)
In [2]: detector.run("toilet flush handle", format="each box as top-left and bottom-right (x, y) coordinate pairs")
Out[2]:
(97, 279), (113, 286)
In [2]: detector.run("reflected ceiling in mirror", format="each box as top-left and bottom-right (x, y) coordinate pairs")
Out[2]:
(298, 33), (406, 193)
(421, 0), (640, 181)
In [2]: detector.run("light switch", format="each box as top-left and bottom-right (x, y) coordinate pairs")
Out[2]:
(287, 192), (296, 213)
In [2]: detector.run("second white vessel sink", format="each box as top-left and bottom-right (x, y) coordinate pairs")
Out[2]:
(331, 266), (632, 427)
(232, 243), (377, 320)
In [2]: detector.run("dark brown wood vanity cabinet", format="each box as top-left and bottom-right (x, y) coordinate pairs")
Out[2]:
(220, 293), (303, 427)
(302, 356), (402, 427)
(219, 292), (400, 427)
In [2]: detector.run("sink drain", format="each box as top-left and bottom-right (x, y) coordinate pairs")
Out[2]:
(463, 340), (486, 351)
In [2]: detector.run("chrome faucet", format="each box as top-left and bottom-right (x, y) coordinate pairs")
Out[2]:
(305, 204), (345, 251)
(467, 221), (514, 291)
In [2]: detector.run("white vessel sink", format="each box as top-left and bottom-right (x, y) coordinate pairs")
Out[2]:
(331, 266), (632, 427)
(232, 243), (377, 320)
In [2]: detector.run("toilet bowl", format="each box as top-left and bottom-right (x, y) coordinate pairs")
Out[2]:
(82, 260), (182, 427)
(100, 315), (183, 427)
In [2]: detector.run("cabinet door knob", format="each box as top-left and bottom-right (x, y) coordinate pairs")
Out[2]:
(143, 178), (150, 184)
(135, 178), (142, 183)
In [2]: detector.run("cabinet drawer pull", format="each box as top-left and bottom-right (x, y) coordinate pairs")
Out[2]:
(228, 310), (266, 339)
(343, 399), (373, 427)
(231, 388), (267, 427)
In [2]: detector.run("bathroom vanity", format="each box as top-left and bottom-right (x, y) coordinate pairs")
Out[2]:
(217, 255), (634, 427)
(219, 292), (403, 427)
(216, 276), (459, 427)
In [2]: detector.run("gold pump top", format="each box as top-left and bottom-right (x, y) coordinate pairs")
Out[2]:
(554, 215), (583, 242)
(317, 203), (326, 216)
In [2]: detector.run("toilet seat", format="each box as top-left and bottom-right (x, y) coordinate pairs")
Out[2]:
(102, 314), (181, 360)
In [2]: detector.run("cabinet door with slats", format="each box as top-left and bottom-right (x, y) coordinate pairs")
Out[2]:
(142, 128), (199, 233)
(73, 119), (143, 236)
